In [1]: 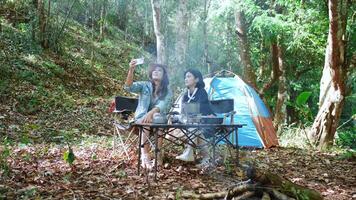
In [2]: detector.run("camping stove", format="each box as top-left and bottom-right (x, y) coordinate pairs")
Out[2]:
(185, 114), (202, 124)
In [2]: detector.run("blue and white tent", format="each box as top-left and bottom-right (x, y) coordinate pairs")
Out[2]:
(174, 71), (279, 148)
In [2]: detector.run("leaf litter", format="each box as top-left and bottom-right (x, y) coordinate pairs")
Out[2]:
(0, 141), (355, 199)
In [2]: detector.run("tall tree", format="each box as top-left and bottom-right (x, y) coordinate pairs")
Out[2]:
(273, 43), (286, 130)
(175, 0), (188, 69)
(309, 0), (349, 149)
(202, 0), (210, 72)
(259, 43), (280, 95)
(37, 0), (47, 48)
(99, 0), (107, 40)
(150, 0), (166, 64)
(116, 0), (128, 31)
(235, 10), (257, 88)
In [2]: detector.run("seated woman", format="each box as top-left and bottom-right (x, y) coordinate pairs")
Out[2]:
(124, 60), (172, 169)
(176, 68), (214, 167)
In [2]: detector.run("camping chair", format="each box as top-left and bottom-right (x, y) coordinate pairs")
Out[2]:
(111, 96), (139, 160)
(208, 99), (237, 164)
(111, 96), (157, 160)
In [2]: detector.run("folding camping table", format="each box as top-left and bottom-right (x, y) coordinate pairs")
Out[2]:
(132, 123), (244, 180)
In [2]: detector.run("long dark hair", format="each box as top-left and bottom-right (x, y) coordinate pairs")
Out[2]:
(148, 63), (169, 100)
(184, 68), (205, 89)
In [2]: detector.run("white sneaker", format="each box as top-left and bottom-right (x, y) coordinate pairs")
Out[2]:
(141, 155), (153, 170)
(176, 147), (195, 162)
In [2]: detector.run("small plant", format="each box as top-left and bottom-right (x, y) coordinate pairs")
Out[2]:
(224, 159), (233, 174)
(16, 94), (41, 115)
(175, 187), (183, 200)
(294, 91), (313, 122)
(0, 137), (12, 177)
(336, 127), (356, 149)
(284, 91), (315, 148)
(63, 145), (76, 166)
(116, 170), (127, 178)
(338, 150), (355, 160)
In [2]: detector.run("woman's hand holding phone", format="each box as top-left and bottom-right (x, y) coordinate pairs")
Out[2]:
(129, 60), (137, 71)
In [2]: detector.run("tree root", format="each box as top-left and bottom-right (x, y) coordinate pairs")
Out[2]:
(181, 166), (323, 200)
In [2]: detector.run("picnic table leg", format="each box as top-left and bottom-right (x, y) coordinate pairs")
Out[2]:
(212, 131), (216, 165)
(137, 127), (142, 175)
(154, 128), (158, 181)
(235, 127), (239, 166)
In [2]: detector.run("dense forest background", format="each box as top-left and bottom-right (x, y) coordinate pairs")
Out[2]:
(1, 0), (354, 148)
(0, 0), (355, 198)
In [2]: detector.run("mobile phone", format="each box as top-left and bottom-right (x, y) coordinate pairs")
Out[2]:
(134, 57), (144, 65)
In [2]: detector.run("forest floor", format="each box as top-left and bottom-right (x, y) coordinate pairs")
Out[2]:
(0, 137), (355, 200)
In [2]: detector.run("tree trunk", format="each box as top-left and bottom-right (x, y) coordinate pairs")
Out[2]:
(175, 0), (188, 71)
(273, 45), (287, 131)
(309, 0), (348, 149)
(43, 0), (50, 49)
(100, 3), (104, 40)
(259, 43), (281, 95)
(258, 41), (268, 79)
(90, 0), (95, 67)
(53, 0), (76, 47)
(235, 10), (257, 88)
(202, 0), (210, 72)
(150, 0), (166, 64)
(37, 0), (46, 48)
(100, 0), (107, 40)
(117, 0), (128, 30)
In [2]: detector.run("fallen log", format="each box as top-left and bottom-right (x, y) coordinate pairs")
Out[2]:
(261, 192), (271, 200)
(181, 165), (323, 200)
(181, 184), (256, 200)
(233, 191), (255, 200)
(268, 189), (295, 200)
(225, 184), (257, 200)
(246, 165), (323, 200)
(181, 191), (226, 199)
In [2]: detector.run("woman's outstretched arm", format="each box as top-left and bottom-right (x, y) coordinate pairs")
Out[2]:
(125, 60), (137, 87)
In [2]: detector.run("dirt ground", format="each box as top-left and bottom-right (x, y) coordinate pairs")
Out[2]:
(0, 143), (355, 199)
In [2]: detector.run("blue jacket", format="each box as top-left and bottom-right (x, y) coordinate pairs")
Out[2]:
(124, 81), (172, 120)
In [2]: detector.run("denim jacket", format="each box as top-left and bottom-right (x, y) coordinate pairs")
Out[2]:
(124, 81), (172, 120)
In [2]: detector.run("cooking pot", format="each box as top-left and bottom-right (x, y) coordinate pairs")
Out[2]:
(152, 113), (168, 124)
(182, 103), (200, 115)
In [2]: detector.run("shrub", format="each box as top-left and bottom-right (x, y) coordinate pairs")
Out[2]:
(336, 127), (356, 149)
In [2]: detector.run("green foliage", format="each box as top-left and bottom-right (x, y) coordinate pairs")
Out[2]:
(252, 14), (291, 42)
(286, 91), (313, 124)
(224, 159), (234, 174)
(175, 187), (183, 200)
(18, 70), (40, 85)
(16, 94), (41, 115)
(336, 127), (356, 149)
(43, 61), (65, 77)
(0, 79), (10, 98)
(0, 137), (12, 177)
(63, 147), (75, 165)
(278, 125), (311, 148)
(115, 170), (127, 178)
(337, 150), (355, 160)
(296, 91), (312, 107)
